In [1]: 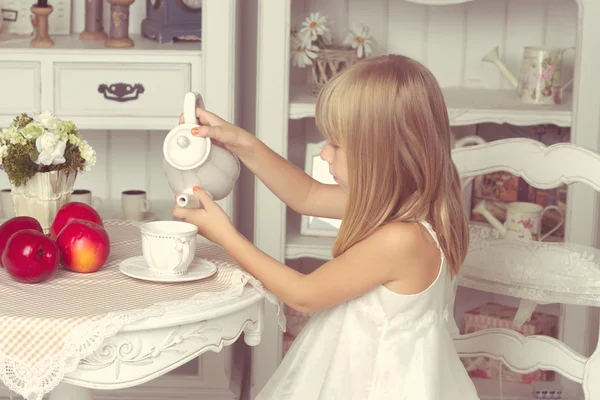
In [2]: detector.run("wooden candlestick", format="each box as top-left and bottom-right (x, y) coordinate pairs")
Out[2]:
(80, 0), (107, 41)
(105, 0), (136, 48)
(30, 5), (54, 48)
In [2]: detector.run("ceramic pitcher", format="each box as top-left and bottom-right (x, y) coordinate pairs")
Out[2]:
(474, 200), (564, 241)
(516, 46), (574, 105)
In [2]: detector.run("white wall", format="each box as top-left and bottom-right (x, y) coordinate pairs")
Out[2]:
(289, 0), (577, 89)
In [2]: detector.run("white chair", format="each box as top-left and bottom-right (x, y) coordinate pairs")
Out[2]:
(451, 137), (600, 399)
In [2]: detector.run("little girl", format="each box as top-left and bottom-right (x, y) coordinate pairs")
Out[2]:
(174, 54), (480, 399)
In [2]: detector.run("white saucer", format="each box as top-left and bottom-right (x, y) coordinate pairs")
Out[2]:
(119, 256), (217, 283)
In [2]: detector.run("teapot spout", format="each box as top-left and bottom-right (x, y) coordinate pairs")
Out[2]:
(482, 46), (518, 88)
(176, 192), (201, 209)
(473, 200), (507, 237)
(176, 190), (214, 209)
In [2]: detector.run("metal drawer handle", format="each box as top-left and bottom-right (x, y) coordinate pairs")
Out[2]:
(97, 83), (145, 102)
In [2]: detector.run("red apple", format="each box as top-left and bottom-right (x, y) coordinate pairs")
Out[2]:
(2, 229), (59, 283)
(56, 219), (110, 273)
(0, 216), (44, 267)
(50, 202), (103, 240)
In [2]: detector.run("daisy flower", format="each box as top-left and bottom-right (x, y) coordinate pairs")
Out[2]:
(299, 12), (329, 44)
(343, 24), (373, 58)
(290, 35), (319, 68)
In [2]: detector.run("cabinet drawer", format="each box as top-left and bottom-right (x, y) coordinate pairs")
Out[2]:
(53, 63), (191, 118)
(0, 62), (41, 118)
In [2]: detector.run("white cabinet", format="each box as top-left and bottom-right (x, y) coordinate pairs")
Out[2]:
(0, 0), (245, 399)
(53, 62), (192, 118)
(0, 61), (41, 115)
(252, 0), (600, 399)
(0, 35), (202, 131)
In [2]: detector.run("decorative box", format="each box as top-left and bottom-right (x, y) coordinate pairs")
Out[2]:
(460, 302), (558, 383)
(282, 305), (310, 357)
(284, 304), (310, 337)
(282, 332), (295, 357)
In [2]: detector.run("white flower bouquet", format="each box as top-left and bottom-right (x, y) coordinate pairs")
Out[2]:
(290, 12), (374, 94)
(0, 111), (97, 232)
(0, 111), (96, 187)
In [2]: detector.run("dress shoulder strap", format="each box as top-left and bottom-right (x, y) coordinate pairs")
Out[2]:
(418, 220), (444, 258)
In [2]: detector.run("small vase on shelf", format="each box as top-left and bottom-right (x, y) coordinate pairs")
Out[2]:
(80, 0), (107, 41)
(105, 0), (136, 48)
(30, 1), (54, 48)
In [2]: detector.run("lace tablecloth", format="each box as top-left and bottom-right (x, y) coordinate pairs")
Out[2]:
(0, 219), (285, 400)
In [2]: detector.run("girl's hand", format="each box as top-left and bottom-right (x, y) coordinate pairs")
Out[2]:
(179, 107), (253, 156)
(172, 186), (237, 247)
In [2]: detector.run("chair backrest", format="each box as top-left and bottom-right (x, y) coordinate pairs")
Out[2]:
(449, 137), (600, 399)
(452, 137), (600, 192)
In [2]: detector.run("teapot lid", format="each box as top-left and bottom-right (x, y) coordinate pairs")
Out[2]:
(163, 125), (211, 170)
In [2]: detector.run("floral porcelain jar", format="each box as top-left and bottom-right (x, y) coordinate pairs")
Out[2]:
(516, 46), (574, 105)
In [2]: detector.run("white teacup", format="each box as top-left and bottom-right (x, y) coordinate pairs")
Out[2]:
(122, 190), (151, 221)
(0, 189), (14, 218)
(71, 189), (103, 210)
(140, 220), (198, 276)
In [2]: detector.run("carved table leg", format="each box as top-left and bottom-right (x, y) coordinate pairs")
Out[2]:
(244, 320), (263, 346)
(583, 320), (600, 399)
(243, 301), (264, 346)
(48, 383), (94, 400)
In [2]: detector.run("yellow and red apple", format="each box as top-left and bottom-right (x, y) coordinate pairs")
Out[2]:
(56, 219), (110, 273)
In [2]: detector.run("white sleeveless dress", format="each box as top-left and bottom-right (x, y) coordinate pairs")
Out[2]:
(257, 221), (480, 400)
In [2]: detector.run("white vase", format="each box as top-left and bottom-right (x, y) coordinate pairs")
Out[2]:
(10, 170), (77, 234)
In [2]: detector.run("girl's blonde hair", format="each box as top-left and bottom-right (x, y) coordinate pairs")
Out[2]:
(315, 54), (468, 277)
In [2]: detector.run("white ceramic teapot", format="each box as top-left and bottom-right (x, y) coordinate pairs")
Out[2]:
(163, 92), (240, 208)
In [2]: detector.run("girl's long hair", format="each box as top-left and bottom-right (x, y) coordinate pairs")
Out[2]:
(315, 54), (469, 276)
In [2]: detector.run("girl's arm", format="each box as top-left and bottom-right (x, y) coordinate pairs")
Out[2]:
(187, 107), (346, 219)
(222, 221), (430, 313)
(240, 137), (346, 219)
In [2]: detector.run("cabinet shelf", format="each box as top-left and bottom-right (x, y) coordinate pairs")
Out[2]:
(289, 85), (573, 127)
(285, 211), (334, 260)
(0, 34), (201, 56)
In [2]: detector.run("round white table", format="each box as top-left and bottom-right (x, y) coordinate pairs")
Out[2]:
(0, 220), (283, 400)
(46, 286), (263, 400)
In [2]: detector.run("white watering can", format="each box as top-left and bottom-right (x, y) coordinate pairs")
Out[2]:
(163, 92), (240, 209)
(473, 199), (564, 241)
(482, 45), (574, 105)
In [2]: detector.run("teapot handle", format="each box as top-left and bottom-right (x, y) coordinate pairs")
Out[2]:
(183, 92), (207, 125)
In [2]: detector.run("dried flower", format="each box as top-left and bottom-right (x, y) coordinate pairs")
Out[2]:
(343, 24), (373, 58)
(290, 12), (373, 69)
(299, 12), (329, 44)
(291, 35), (318, 68)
